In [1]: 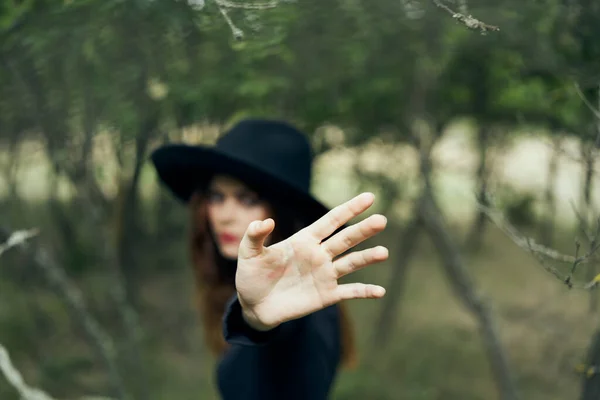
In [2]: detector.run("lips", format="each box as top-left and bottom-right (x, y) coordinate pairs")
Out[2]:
(219, 233), (238, 244)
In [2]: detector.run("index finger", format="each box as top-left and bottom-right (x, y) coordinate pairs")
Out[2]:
(307, 192), (375, 240)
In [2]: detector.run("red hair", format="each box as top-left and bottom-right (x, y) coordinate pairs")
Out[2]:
(188, 192), (358, 368)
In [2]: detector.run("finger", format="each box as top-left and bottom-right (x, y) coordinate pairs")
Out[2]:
(239, 218), (275, 259)
(333, 246), (389, 278)
(323, 214), (387, 257)
(308, 192), (375, 241)
(335, 283), (386, 301)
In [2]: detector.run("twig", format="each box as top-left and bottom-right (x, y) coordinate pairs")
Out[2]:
(212, 0), (279, 39)
(215, 0), (278, 9)
(432, 0), (499, 33)
(540, 139), (600, 179)
(0, 342), (115, 400)
(1, 231), (117, 399)
(0, 228), (39, 257)
(477, 204), (580, 263)
(574, 82), (600, 121)
(542, 138), (587, 164)
(0, 342), (54, 400)
(570, 199), (595, 243)
(32, 252), (127, 399)
(216, 3), (244, 39)
(477, 202), (600, 289)
(0, 227), (128, 399)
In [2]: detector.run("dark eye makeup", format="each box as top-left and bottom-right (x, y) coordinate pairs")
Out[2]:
(206, 187), (262, 207)
(236, 190), (261, 206)
(206, 188), (224, 203)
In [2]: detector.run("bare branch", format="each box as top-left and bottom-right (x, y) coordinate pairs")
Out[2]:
(0, 342), (115, 400)
(574, 82), (600, 121)
(216, 2), (245, 39)
(477, 204), (579, 263)
(0, 227), (127, 399)
(477, 202), (600, 289)
(542, 138), (587, 164)
(432, 0), (499, 33)
(211, 0), (280, 39)
(570, 199), (595, 243)
(0, 343), (54, 400)
(0, 228), (39, 257)
(215, 0), (278, 9)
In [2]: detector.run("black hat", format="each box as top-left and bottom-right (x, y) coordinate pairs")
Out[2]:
(150, 118), (330, 224)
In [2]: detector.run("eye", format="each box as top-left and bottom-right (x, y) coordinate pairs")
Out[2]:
(238, 191), (260, 206)
(206, 189), (224, 203)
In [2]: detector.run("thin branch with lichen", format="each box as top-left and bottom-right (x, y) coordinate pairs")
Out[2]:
(217, 5), (245, 39)
(0, 228), (39, 257)
(215, 0), (278, 10)
(574, 82), (600, 121)
(0, 227), (127, 399)
(0, 342), (54, 400)
(212, 0), (279, 39)
(0, 343), (114, 400)
(433, 0), (499, 33)
(476, 201), (600, 289)
(0, 231), (116, 400)
(570, 199), (597, 244)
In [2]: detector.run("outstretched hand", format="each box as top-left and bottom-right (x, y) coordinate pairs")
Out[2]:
(235, 192), (388, 331)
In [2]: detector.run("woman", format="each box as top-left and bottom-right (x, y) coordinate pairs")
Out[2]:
(151, 119), (388, 399)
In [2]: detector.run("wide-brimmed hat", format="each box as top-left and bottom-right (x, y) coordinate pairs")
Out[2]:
(150, 118), (330, 224)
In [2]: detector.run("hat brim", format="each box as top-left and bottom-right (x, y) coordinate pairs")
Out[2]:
(150, 144), (332, 225)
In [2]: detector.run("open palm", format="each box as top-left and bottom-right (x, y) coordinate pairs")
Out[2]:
(235, 192), (389, 331)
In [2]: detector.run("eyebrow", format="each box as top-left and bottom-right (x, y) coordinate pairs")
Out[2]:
(207, 185), (255, 196)
(235, 188), (258, 197)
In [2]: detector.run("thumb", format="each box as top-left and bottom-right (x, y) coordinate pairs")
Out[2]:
(239, 218), (275, 259)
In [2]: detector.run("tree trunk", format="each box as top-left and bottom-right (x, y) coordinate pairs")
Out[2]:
(580, 143), (597, 313)
(418, 139), (519, 400)
(540, 136), (561, 247)
(371, 206), (422, 355)
(420, 191), (519, 400)
(111, 122), (155, 400)
(114, 126), (153, 310)
(466, 125), (490, 252)
(580, 328), (600, 400)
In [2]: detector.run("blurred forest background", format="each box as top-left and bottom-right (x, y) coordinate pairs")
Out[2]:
(1, 0), (600, 399)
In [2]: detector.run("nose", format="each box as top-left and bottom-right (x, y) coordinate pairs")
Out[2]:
(215, 197), (238, 225)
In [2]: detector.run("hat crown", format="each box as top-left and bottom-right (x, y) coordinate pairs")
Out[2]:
(216, 119), (313, 192)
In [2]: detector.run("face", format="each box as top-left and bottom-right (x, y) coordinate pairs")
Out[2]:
(206, 174), (272, 260)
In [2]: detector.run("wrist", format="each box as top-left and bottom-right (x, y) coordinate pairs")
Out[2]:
(238, 297), (277, 332)
(241, 309), (274, 332)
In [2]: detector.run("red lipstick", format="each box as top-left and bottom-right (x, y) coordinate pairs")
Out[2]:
(219, 233), (238, 244)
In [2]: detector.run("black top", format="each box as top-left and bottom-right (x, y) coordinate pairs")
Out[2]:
(216, 294), (342, 400)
